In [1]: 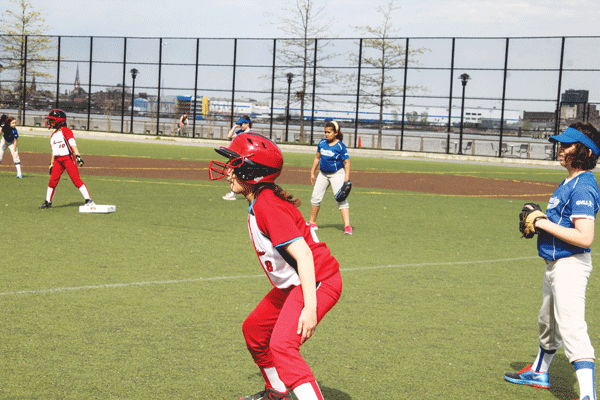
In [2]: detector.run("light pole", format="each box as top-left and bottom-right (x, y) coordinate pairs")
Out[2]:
(130, 68), (139, 133)
(0, 64), (3, 100)
(285, 72), (294, 142)
(458, 73), (470, 155)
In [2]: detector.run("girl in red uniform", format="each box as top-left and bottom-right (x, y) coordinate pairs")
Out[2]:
(210, 133), (342, 400)
(38, 109), (94, 209)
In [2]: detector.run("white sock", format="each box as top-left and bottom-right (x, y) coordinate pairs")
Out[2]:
(293, 381), (323, 400)
(46, 187), (55, 203)
(533, 346), (556, 373)
(16, 163), (21, 175)
(78, 184), (91, 200)
(574, 361), (596, 400)
(262, 367), (286, 393)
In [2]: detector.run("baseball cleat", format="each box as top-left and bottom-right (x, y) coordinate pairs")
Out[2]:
(239, 387), (292, 400)
(84, 199), (96, 206)
(38, 201), (52, 209)
(344, 225), (353, 235)
(504, 364), (550, 389)
(306, 222), (318, 230)
(16, 174), (22, 178)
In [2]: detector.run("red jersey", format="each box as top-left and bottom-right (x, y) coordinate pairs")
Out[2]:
(248, 188), (340, 289)
(50, 127), (77, 157)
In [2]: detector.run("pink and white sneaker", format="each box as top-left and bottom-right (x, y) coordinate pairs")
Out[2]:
(344, 226), (353, 235)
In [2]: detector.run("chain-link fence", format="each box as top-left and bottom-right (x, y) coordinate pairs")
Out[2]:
(1, 35), (599, 159)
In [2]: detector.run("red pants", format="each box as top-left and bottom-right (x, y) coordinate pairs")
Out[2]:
(49, 155), (84, 189)
(242, 272), (342, 390)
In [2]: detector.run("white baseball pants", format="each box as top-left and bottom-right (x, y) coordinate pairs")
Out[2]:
(0, 138), (20, 164)
(310, 169), (349, 209)
(538, 252), (595, 362)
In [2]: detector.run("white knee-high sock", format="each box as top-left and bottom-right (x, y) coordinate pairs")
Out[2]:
(46, 187), (55, 203)
(533, 345), (556, 373)
(15, 163), (21, 175)
(293, 381), (324, 400)
(78, 184), (91, 200)
(574, 361), (595, 400)
(261, 367), (286, 393)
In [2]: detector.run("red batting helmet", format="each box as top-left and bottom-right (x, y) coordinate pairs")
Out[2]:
(45, 109), (67, 129)
(209, 132), (283, 184)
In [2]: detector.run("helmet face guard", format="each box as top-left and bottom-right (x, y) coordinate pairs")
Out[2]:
(46, 109), (67, 129)
(209, 133), (283, 184)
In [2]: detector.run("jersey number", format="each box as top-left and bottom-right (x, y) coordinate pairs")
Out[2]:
(264, 260), (273, 272)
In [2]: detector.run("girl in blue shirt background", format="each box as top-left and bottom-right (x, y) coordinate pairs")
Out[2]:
(307, 121), (352, 235)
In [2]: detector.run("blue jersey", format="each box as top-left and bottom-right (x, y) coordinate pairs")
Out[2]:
(538, 171), (600, 260)
(2, 126), (18, 142)
(317, 139), (349, 174)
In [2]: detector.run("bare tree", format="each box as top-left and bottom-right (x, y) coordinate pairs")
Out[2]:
(354, 0), (428, 148)
(266, 0), (337, 143)
(0, 0), (54, 123)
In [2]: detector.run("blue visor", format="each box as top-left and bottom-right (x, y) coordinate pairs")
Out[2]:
(237, 118), (251, 125)
(549, 127), (600, 156)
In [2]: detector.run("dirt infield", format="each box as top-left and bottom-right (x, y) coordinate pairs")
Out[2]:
(8, 152), (556, 201)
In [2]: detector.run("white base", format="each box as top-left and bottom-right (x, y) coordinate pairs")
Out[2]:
(79, 204), (116, 213)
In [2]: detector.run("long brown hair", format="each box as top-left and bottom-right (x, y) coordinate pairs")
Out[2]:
(253, 182), (301, 207)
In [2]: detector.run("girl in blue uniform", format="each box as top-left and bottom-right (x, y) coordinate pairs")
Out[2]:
(0, 116), (22, 178)
(307, 121), (352, 234)
(504, 122), (600, 400)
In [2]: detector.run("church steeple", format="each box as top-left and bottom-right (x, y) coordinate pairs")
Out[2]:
(74, 64), (81, 91)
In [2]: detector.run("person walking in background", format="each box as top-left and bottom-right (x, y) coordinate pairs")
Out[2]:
(0, 115), (23, 178)
(178, 113), (189, 136)
(504, 122), (600, 400)
(38, 109), (95, 209)
(307, 121), (352, 234)
(223, 114), (252, 201)
(209, 132), (342, 400)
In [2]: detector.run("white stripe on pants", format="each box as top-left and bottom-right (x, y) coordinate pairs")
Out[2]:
(310, 169), (349, 209)
(538, 252), (595, 362)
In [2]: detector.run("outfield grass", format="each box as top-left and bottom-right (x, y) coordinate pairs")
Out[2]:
(1, 135), (598, 399)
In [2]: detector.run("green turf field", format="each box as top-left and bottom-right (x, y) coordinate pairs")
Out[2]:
(1, 135), (597, 399)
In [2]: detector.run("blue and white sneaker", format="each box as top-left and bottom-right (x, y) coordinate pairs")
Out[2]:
(504, 364), (550, 389)
(16, 174), (22, 178)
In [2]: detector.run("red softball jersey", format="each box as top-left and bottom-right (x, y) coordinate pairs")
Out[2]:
(50, 127), (77, 157)
(248, 188), (340, 289)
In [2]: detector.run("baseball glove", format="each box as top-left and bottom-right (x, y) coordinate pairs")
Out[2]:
(519, 203), (547, 239)
(334, 180), (352, 202)
(48, 164), (53, 175)
(76, 154), (84, 167)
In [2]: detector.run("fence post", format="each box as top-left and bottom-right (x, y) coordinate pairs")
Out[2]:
(354, 38), (362, 149)
(498, 38), (509, 158)
(230, 38), (237, 127)
(87, 36), (93, 130)
(192, 38), (200, 138)
(156, 38), (163, 136)
(269, 39), (276, 140)
(55, 36), (61, 109)
(21, 35), (28, 125)
(121, 37), (127, 133)
(309, 38), (318, 145)
(400, 37), (409, 151)
(552, 37), (566, 161)
(445, 38), (455, 155)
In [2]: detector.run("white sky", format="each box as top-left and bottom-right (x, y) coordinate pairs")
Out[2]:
(33, 0), (600, 39)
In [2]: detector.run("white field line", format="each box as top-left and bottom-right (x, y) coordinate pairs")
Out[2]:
(2, 254), (597, 297)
